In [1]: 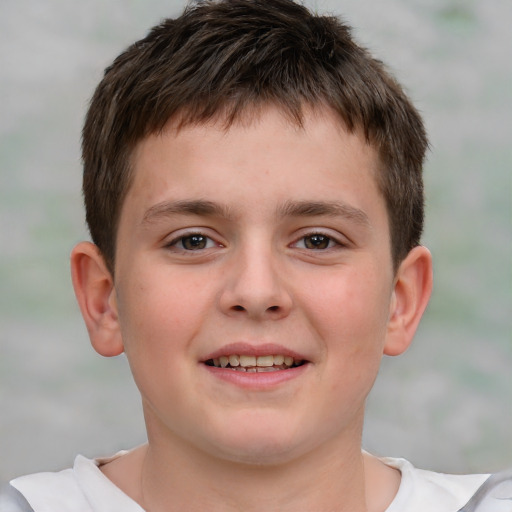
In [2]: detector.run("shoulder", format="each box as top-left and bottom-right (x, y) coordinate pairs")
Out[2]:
(8, 460), (92, 512)
(8, 453), (143, 512)
(0, 483), (34, 512)
(381, 456), (489, 512)
(458, 466), (512, 511)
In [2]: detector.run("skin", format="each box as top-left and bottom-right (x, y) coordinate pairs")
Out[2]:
(71, 106), (432, 512)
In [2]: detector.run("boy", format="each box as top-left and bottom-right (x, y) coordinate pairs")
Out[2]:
(4, 0), (510, 510)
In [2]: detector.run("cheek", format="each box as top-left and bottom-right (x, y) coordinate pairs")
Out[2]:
(115, 277), (198, 415)
(302, 266), (392, 403)
(118, 261), (214, 331)
(306, 268), (391, 345)
(115, 271), (203, 371)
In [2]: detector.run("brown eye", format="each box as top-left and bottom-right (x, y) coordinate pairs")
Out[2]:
(180, 235), (210, 250)
(303, 234), (332, 250)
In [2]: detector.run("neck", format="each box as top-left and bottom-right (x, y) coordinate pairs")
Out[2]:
(101, 411), (400, 512)
(142, 439), (368, 512)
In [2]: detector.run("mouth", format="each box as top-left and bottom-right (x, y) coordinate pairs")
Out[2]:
(204, 354), (306, 372)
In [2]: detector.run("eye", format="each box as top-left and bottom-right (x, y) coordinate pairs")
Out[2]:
(168, 233), (217, 251)
(294, 233), (338, 250)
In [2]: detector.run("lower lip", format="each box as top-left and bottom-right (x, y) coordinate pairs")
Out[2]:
(202, 363), (310, 389)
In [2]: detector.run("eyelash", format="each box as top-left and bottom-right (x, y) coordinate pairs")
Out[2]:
(164, 230), (346, 253)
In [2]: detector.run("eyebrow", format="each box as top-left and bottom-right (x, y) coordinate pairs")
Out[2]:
(141, 198), (370, 227)
(277, 200), (371, 227)
(142, 199), (233, 225)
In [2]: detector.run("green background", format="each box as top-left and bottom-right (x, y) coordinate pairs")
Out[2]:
(1, 0), (510, 481)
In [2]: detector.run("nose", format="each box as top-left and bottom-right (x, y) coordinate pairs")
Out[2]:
(218, 243), (293, 321)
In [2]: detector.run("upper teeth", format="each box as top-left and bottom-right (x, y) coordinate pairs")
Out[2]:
(211, 354), (297, 368)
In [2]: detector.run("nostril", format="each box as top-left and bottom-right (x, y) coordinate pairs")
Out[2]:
(233, 305), (245, 311)
(267, 305), (279, 312)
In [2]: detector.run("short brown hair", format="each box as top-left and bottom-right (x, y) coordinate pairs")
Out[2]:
(82, 0), (428, 273)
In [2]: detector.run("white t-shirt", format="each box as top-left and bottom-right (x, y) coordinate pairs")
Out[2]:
(3, 453), (498, 512)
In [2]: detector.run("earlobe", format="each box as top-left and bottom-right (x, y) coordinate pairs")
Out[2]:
(70, 241), (124, 357)
(384, 246), (433, 356)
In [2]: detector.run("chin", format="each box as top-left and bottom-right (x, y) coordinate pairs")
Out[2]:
(200, 420), (312, 467)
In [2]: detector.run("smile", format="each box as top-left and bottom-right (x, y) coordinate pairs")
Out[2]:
(204, 354), (305, 372)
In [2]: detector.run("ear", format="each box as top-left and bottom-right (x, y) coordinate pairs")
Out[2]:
(70, 241), (124, 357)
(384, 246), (433, 356)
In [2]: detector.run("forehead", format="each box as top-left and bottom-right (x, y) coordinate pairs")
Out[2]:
(124, 106), (384, 223)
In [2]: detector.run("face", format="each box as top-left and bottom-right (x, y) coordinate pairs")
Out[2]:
(113, 107), (397, 465)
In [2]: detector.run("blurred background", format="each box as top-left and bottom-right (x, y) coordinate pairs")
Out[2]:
(1, 0), (510, 482)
